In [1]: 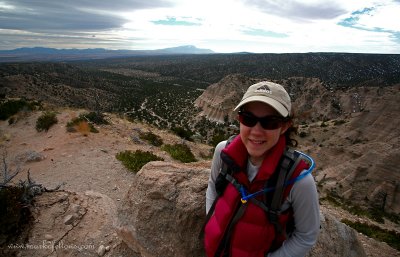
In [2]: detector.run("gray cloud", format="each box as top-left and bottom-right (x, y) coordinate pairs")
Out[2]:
(0, 0), (173, 31)
(243, 0), (347, 21)
(0, 31), (145, 50)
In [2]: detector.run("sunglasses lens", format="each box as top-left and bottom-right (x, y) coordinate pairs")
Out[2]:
(260, 118), (282, 130)
(238, 113), (257, 127)
(238, 112), (284, 130)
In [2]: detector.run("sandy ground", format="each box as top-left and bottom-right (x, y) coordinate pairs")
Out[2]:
(0, 108), (212, 256)
(1, 109), (211, 202)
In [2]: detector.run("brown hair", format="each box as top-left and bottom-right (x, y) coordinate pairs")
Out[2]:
(284, 108), (298, 147)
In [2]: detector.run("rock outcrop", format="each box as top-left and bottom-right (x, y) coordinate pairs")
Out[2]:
(306, 210), (366, 257)
(116, 161), (210, 257)
(5, 190), (136, 257)
(309, 85), (400, 213)
(116, 161), (367, 257)
(194, 74), (259, 122)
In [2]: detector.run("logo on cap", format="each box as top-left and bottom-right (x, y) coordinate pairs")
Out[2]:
(254, 85), (272, 94)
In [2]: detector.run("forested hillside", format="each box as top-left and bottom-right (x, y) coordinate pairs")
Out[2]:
(1, 53), (399, 144)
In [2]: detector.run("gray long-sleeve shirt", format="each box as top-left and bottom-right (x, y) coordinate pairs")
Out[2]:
(206, 141), (320, 257)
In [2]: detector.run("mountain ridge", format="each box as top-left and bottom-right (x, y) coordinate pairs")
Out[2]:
(0, 45), (215, 62)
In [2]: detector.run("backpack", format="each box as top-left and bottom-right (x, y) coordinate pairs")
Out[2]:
(200, 135), (314, 244)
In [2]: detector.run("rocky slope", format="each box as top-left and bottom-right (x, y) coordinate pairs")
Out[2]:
(194, 74), (259, 122)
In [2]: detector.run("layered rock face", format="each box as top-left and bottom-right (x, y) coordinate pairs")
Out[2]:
(194, 74), (259, 122)
(116, 161), (367, 257)
(310, 85), (400, 214)
(195, 75), (394, 123)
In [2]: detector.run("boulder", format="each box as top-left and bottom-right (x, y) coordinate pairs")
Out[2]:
(307, 210), (366, 257)
(116, 161), (209, 257)
(116, 161), (367, 257)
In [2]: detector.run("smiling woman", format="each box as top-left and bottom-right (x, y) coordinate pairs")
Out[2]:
(204, 81), (320, 257)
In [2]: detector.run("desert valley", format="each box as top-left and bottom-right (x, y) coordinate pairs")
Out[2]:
(0, 51), (399, 256)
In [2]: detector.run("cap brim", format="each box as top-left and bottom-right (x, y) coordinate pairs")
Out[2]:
(233, 96), (289, 117)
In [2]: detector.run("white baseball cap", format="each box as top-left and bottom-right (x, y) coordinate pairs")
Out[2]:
(234, 81), (291, 117)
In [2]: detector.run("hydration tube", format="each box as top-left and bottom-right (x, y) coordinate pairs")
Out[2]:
(240, 151), (315, 203)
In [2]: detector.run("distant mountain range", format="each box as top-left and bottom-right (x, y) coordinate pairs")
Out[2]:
(0, 45), (215, 62)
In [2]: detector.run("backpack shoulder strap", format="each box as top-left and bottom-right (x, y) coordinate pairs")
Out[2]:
(268, 148), (303, 234)
(215, 135), (237, 195)
(270, 148), (303, 211)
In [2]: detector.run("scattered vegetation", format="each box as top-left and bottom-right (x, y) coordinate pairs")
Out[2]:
(209, 132), (229, 147)
(139, 131), (163, 147)
(0, 99), (39, 121)
(79, 111), (109, 125)
(321, 193), (400, 225)
(320, 121), (328, 127)
(35, 111), (58, 132)
(66, 112), (104, 133)
(333, 119), (347, 126)
(67, 118), (98, 134)
(171, 126), (194, 141)
(342, 219), (400, 251)
(116, 150), (164, 173)
(0, 152), (62, 253)
(161, 143), (197, 163)
(299, 131), (308, 138)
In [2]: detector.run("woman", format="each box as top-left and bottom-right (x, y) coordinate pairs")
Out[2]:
(204, 81), (320, 257)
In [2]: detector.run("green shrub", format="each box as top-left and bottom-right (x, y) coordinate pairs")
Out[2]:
(0, 185), (33, 256)
(322, 193), (400, 224)
(320, 121), (328, 127)
(116, 150), (163, 173)
(299, 131), (307, 138)
(80, 111), (109, 125)
(342, 219), (400, 251)
(171, 126), (194, 141)
(210, 133), (227, 147)
(162, 143), (197, 163)
(65, 112), (108, 134)
(0, 186), (31, 238)
(333, 120), (346, 126)
(36, 112), (58, 132)
(139, 131), (163, 147)
(8, 116), (16, 125)
(0, 99), (36, 120)
(66, 115), (98, 133)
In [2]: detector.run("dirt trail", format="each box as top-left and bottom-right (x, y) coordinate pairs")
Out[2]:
(0, 108), (211, 256)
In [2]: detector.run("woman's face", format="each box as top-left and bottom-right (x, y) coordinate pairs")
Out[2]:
(239, 101), (290, 166)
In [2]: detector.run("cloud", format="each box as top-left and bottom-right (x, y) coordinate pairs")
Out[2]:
(0, 0), (173, 32)
(337, 7), (375, 27)
(337, 2), (400, 44)
(242, 28), (288, 38)
(242, 0), (347, 21)
(152, 17), (201, 26)
(0, 0), (399, 53)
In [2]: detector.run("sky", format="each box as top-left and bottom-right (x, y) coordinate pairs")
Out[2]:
(0, 0), (399, 53)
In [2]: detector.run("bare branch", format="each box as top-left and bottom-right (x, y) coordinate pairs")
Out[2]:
(1, 150), (22, 187)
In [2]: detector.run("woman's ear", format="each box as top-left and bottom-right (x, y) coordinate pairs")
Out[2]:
(280, 120), (292, 135)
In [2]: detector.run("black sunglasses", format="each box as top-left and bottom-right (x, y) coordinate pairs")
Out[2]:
(238, 111), (287, 130)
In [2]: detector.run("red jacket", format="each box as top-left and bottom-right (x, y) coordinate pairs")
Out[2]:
(204, 136), (308, 257)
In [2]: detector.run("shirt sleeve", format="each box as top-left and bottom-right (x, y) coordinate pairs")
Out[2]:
(267, 172), (320, 257)
(205, 140), (226, 214)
